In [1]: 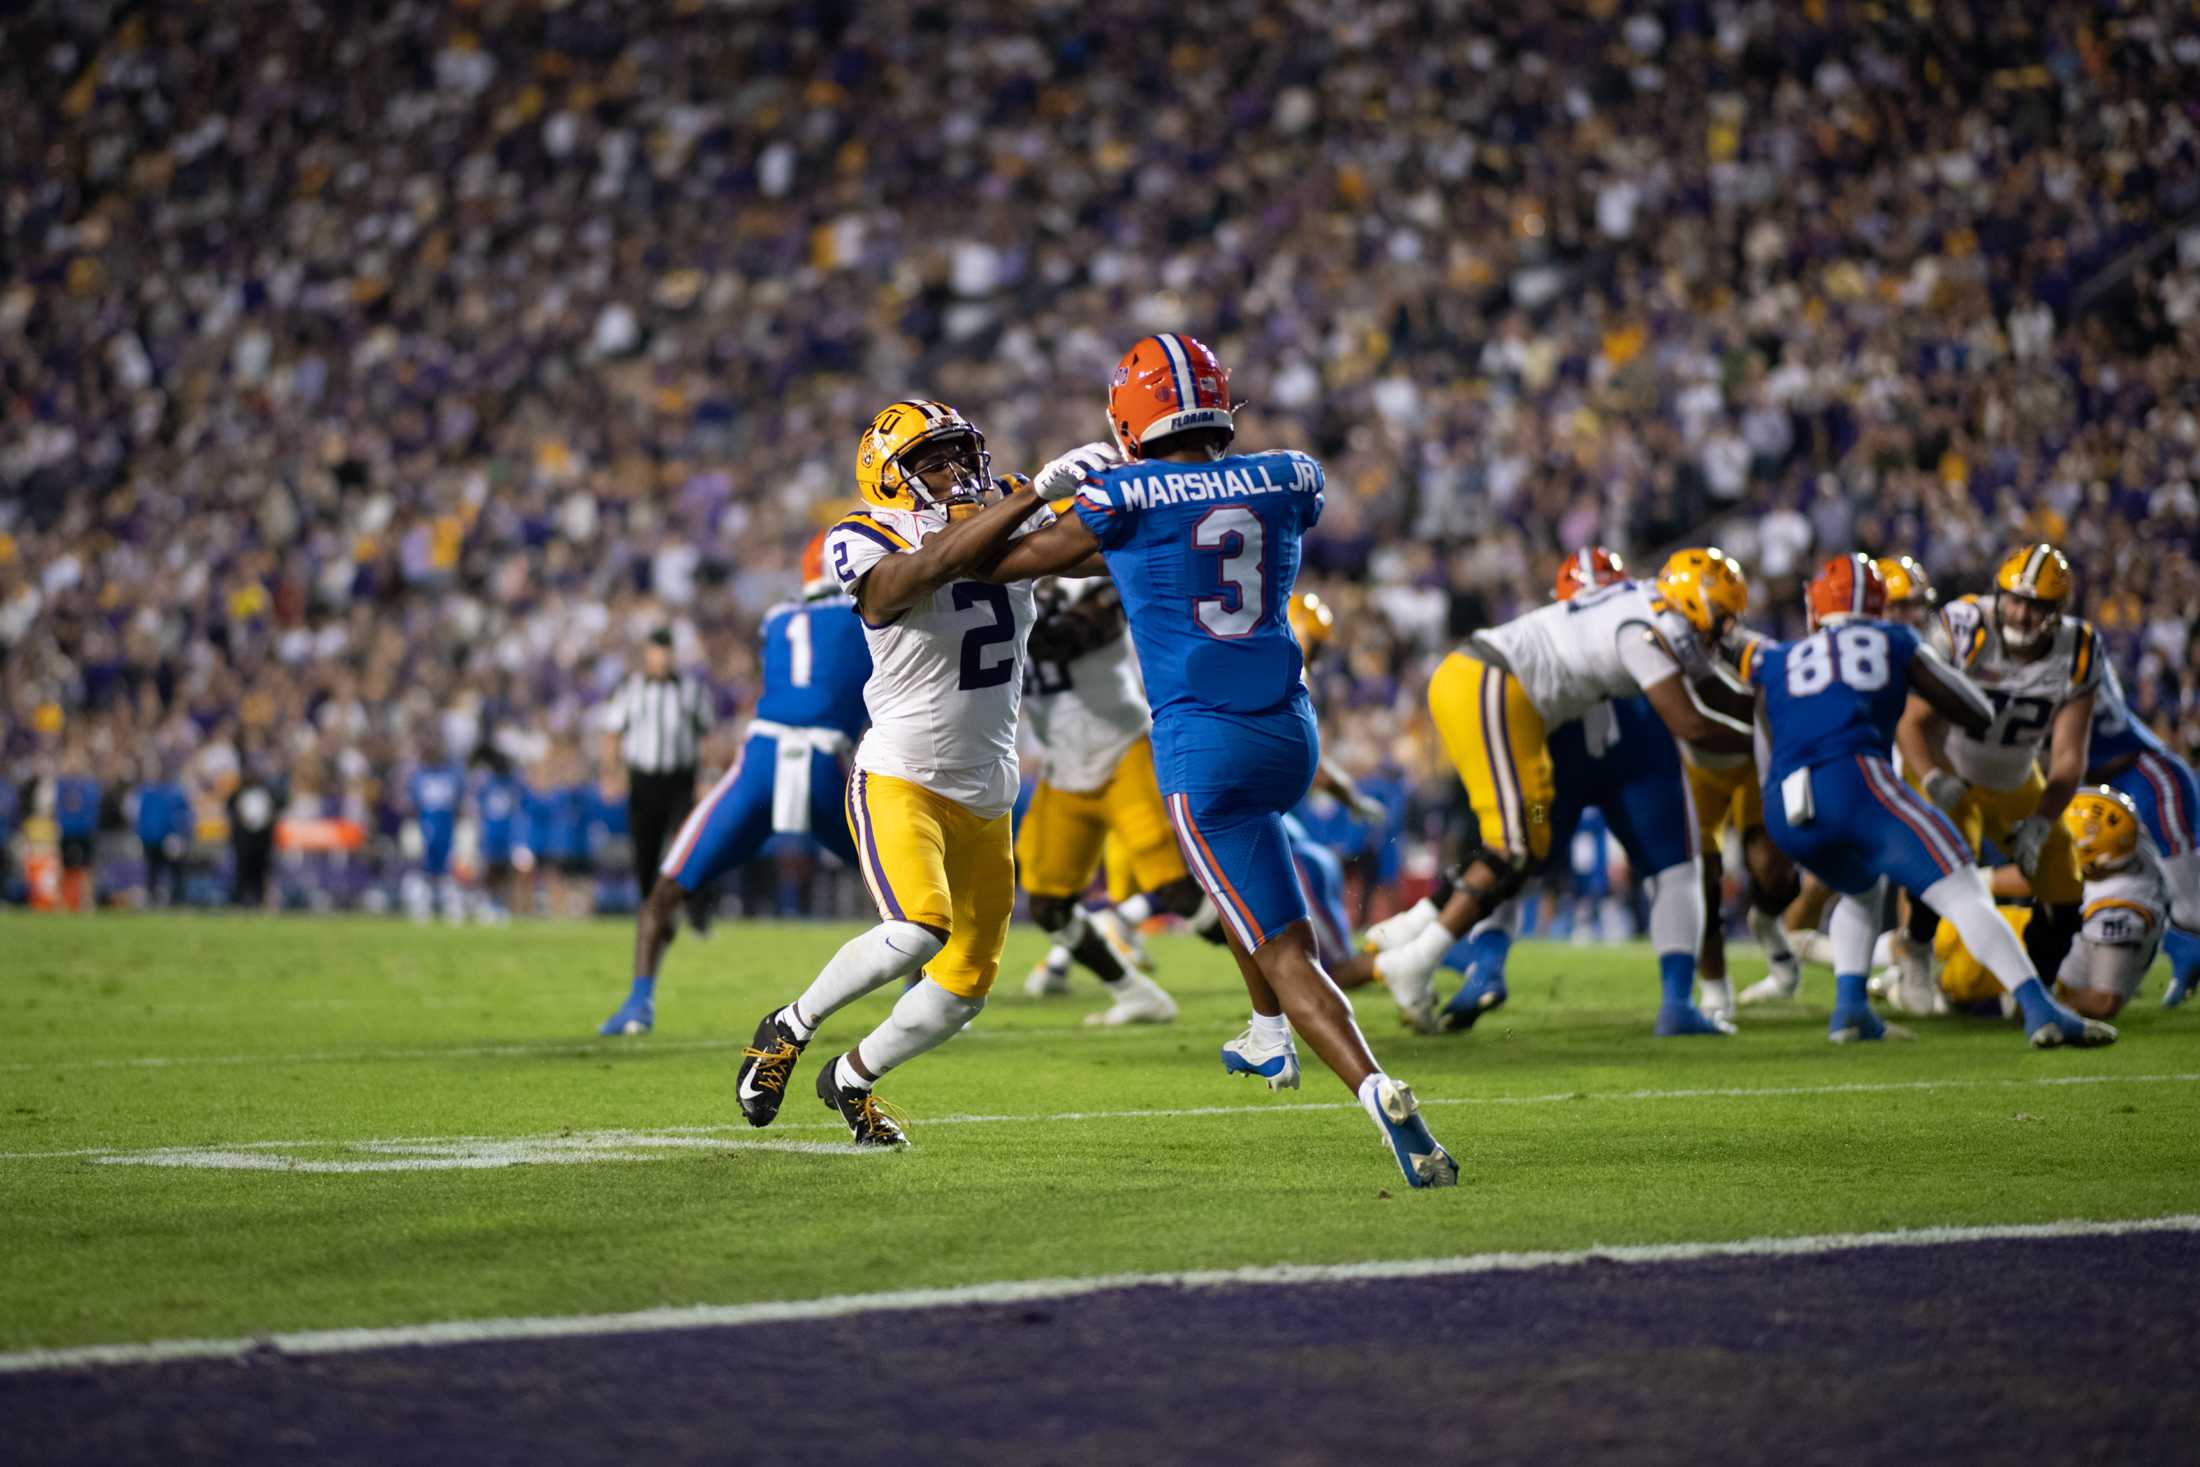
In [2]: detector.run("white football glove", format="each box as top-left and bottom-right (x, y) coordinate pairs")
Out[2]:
(1033, 441), (1121, 501)
(2008, 816), (2054, 880)
(1922, 769), (1968, 813)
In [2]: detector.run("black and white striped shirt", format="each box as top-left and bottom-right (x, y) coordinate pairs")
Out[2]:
(605, 673), (714, 774)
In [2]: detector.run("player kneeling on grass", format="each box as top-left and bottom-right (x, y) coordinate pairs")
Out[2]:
(1935, 787), (2170, 1021)
(1748, 554), (2113, 1048)
(983, 333), (1457, 1189)
(734, 401), (1050, 1146)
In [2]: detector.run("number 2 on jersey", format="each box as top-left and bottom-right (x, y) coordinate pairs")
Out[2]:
(1785, 625), (1890, 696)
(953, 582), (1017, 690)
(1194, 506), (1264, 638)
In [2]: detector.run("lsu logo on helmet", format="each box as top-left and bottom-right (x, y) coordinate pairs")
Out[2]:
(2063, 785), (2139, 876)
(1807, 553), (1887, 627)
(1554, 546), (1626, 602)
(1655, 547), (1748, 637)
(1107, 334), (1234, 459)
(855, 400), (992, 517)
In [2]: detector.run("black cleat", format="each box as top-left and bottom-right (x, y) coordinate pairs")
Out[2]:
(815, 1058), (909, 1147)
(735, 1010), (806, 1128)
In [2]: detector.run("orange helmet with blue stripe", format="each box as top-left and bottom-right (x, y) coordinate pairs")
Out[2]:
(1107, 334), (1234, 459)
(1806, 553), (1887, 628)
(1554, 547), (1626, 601)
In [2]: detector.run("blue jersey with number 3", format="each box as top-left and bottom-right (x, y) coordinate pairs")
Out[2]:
(1751, 619), (1922, 783)
(754, 598), (871, 741)
(1073, 449), (1324, 721)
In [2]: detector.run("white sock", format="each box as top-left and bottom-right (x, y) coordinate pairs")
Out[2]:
(1043, 944), (1072, 974)
(1355, 1071), (1392, 1128)
(791, 920), (943, 1038)
(1116, 893), (1154, 926)
(1747, 905), (1794, 962)
(1922, 867), (2038, 994)
(2164, 850), (2200, 931)
(1698, 977), (1732, 1009)
(1648, 858), (1706, 957)
(1380, 918), (1457, 977)
(1249, 1011), (1291, 1044)
(853, 977), (985, 1081)
(1829, 894), (1881, 976)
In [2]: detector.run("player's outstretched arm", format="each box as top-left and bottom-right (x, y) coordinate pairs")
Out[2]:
(2037, 692), (2096, 821)
(858, 483), (1046, 618)
(1906, 645), (1994, 738)
(982, 512), (1108, 583)
(1643, 673), (1753, 754)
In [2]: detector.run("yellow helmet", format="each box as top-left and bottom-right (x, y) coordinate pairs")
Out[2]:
(1994, 543), (2074, 604)
(1286, 590), (1334, 657)
(854, 399), (991, 515)
(1655, 547), (1749, 638)
(2062, 786), (2140, 876)
(1874, 555), (1936, 607)
(1992, 543), (2073, 654)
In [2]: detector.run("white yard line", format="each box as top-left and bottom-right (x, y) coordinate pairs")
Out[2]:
(2, 1070), (2192, 1163)
(0, 1026), (1064, 1074)
(5, 1211), (2195, 1376)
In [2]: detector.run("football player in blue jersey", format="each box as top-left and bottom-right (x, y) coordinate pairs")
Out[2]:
(404, 751), (465, 923)
(1750, 554), (2115, 1048)
(601, 532), (872, 1036)
(985, 332), (1456, 1189)
(470, 749), (526, 923)
(2083, 659), (2200, 1005)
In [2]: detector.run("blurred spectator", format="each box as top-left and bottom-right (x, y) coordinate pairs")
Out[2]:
(133, 761), (193, 908)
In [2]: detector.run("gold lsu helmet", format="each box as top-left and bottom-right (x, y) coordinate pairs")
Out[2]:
(1655, 547), (1749, 637)
(1874, 555), (1936, 607)
(2062, 786), (2140, 876)
(854, 399), (991, 516)
(1286, 590), (1335, 658)
(1993, 543), (2073, 654)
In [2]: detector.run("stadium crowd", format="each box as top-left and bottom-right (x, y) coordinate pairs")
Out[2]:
(3, 0), (2197, 913)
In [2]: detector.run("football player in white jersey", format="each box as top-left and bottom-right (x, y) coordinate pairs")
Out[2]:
(734, 399), (1054, 1145)
(1014, 572), (1203, 1026)
(1934, 787), (2170, 1019)
(1893, 544), (2098, 1014)
(1363, 552), (1757, 1036)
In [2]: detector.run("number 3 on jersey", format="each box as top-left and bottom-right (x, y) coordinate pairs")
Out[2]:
(1786, 625), (1889, 696)
(1194, 506), (1264, 638)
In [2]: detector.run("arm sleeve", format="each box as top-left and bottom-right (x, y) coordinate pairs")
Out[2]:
(1616, 623), (1685, 691)
(1910, 638), (1996, 728)
(1071, 475), (1133, 550)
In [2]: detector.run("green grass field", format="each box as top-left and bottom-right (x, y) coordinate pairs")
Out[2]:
(4, 913), (2197, 1355)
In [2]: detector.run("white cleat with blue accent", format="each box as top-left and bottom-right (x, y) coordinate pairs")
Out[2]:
(1367, 1077), (1459, 1189)
(1220, 1025), (1301, 1091)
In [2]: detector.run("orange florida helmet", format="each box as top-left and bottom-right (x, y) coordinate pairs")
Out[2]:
(1806, 553), (1887, 628)
(1554, 546), (1627, 601)
(801, 529), (835, 599)
(1107, 333), (1234, 459)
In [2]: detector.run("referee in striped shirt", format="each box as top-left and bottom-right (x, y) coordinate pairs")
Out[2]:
(602, 628), (716, 930)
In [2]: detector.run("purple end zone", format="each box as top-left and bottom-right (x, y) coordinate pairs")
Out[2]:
(10, 1231), (2197, 1466)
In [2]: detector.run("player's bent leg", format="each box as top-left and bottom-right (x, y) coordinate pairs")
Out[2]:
(1696, 845), (1731, 1018)
(1738, 826), (1803, 1003)
(1644, 857), (1729, 1036)
(813, 977), (982, 1147)
(1413, 654), (1553, 965)
(1922, 865), (2115, 1049)
(1248, 922), (1457, 1188)
(603, 876), (689, 1035)
(1826, 893), (1905, 1043)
